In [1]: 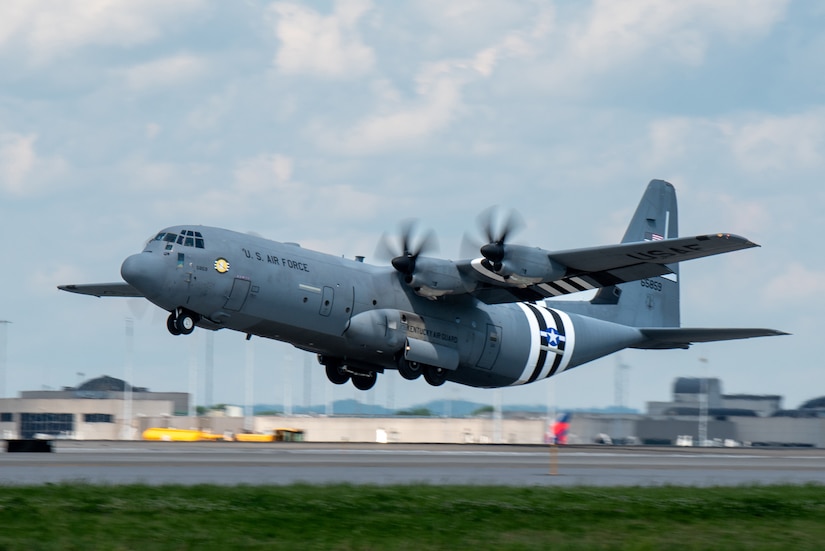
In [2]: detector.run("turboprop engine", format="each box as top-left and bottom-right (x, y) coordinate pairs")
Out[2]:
(492, 245), (568, 286)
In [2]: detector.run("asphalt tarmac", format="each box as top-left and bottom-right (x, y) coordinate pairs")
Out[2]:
(2, 441), (825, 487)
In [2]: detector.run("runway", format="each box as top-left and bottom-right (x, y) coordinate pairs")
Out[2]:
(2, 442), (825, 487)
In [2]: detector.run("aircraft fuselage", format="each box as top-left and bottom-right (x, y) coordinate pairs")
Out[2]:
(64, 180), (786, 392)
(121, 225), (640, 389)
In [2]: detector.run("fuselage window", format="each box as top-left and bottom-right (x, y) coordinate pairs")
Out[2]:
(155, 230), (204, 249)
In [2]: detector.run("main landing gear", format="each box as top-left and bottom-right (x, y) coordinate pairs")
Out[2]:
(397, 357), (422, 380)
(399, 356), (447, 386)
(166, 309), (199, 336)
(319, 355), (448, 391)
(320, 356), (379, 391)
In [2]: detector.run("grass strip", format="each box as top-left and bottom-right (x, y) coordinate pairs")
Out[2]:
(0, 483), (823, 550)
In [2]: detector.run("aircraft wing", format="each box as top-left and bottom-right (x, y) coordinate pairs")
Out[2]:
(461, 233), (758, 304)
(58, 282), (144, 298)
(634, 327), (790, 350)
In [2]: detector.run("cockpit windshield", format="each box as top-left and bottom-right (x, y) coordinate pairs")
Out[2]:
(152, 230), (205, 250)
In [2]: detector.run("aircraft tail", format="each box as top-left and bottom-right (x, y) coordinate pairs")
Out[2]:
(546, 179), (680, 327)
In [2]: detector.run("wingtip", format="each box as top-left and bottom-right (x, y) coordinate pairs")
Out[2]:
(709, 233), (760, 248)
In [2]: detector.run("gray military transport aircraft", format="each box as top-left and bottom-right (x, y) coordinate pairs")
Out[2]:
(59, 180), (786, 391)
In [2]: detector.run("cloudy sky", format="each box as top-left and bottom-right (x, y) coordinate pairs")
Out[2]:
(1, 0), (823, 413)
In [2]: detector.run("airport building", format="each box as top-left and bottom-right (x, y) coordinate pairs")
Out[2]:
(568, 377), (825, 447)
(3, 375), (825, 446)
(0, 375), (187, 440)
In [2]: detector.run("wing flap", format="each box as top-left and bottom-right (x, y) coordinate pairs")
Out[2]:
(634, 328), (790, 350)
(58, 283), (144, 298)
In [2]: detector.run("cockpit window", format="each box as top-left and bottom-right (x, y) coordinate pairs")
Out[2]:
(151, 230), (205, 249)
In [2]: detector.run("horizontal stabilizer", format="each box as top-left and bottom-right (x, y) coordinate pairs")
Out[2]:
(635, 327), (790, 350)
(58, 282), (144, 298)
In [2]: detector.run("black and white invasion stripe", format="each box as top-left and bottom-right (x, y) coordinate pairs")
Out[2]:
(512, 304), (575, 385)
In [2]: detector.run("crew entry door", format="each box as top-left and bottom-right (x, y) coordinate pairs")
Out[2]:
(224, 277), (251, 311)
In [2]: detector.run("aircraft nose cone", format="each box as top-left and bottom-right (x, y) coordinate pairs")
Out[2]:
(121, 253), (163, 294)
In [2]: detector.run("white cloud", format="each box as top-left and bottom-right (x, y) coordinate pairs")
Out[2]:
(644, 109), (825, 176)
(763, 263), (825, 303)
(0, 0), (203, 65)
(311, 8), (551, 154)
(119, 54), (208, 91)
(145, 123), (162, 140)
(711, 194), (773, 237)
(0, 133), (66, 196)
(327, 74), (463, 153)
(234, 154), (295, 195)
(270, 0), (375, 78)
(729, 113), (825, 173)
(140, 152), (383, 231)
(573, 0), (788, 67)
(229, 153), (381, 221)
(0, 133), (36, 194)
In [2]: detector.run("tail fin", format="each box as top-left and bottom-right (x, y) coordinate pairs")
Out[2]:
(547, 180), (680, 327)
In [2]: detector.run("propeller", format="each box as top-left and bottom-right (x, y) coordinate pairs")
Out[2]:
(376, 220), (438, 281)
(476, 207), (524, 271)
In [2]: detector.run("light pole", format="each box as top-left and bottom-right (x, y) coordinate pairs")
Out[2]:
(698, 357), (709, 447)
(0, 321), (11, 399)
(123, 317), (134, 440)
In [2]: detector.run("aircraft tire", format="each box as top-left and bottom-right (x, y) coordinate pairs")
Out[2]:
(176, 313), (197, 335)
(166, 313), (182, 336)
(397, 358), (422, 380)
(423, 365), (447, 387)
(351, 372), (377, 391)
(325, 363), (350, 385)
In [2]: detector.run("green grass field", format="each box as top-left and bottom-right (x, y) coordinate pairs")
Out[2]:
(1, 484), (824, 550)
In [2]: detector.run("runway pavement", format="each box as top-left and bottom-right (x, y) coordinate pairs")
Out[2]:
(2, 441), (825, 487)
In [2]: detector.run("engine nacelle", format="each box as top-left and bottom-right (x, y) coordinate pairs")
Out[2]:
(496, 245), (567, 286)
(406, 257), (475, 298)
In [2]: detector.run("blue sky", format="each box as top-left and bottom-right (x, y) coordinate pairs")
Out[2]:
(1, 1), (823, 412)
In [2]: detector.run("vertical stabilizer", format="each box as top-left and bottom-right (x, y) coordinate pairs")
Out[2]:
(546, 180), (681, 327)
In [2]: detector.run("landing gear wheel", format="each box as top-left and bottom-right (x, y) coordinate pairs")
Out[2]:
(351, 372), (377, 391)
(176, 312), (197, 335)
(325, 363), (350, 385)
(397, 357), (422, 381)
(167, 313), (182, 336)
(423, 365), (447, 387)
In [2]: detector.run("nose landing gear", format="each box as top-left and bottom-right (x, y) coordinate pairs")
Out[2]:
(167, 309), (199, 336)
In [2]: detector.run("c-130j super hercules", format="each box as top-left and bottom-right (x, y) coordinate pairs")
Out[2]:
(60, 180), (787, 391)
